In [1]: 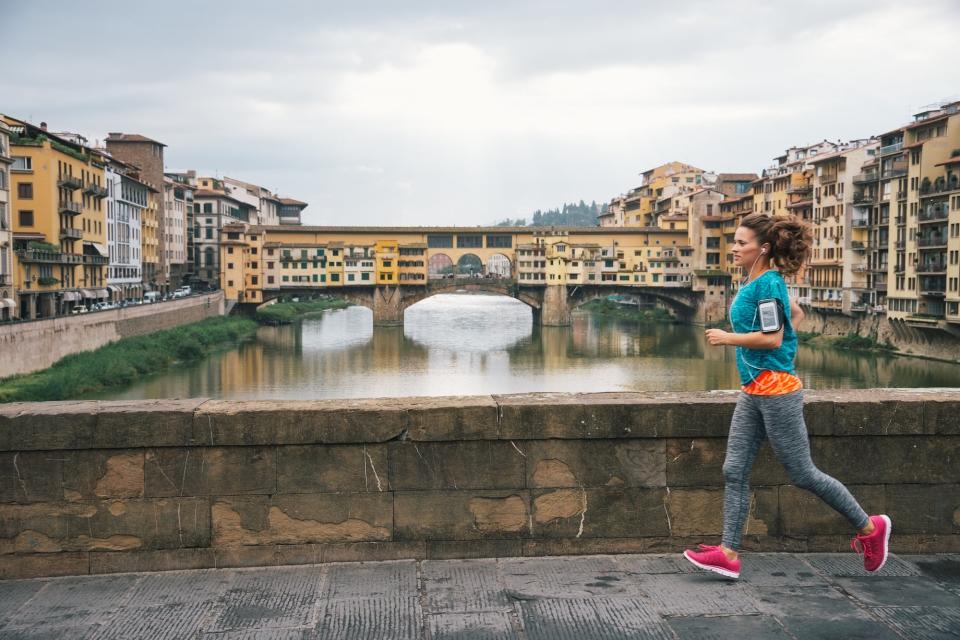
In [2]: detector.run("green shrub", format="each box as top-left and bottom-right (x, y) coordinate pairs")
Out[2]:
(0, 316), (258, 402)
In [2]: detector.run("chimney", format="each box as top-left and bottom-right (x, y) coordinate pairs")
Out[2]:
(40, 122), (47, 131)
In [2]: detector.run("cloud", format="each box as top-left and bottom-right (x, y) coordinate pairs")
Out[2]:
(3, 1), (960, 225)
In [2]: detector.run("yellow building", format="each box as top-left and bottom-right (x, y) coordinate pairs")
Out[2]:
(374, 239), (399, 285)
(619, 162), (708, 228)
(4, 117), (108, 318)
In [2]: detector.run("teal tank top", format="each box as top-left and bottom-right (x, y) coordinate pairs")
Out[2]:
(728, 270), (797, 385)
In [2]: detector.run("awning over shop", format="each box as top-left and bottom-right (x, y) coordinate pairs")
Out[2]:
(81, 289), (97, 298)
(0, 299), (15, 309)
(61, 291), (80, 302)
(107, 285), (121, 293)
(96, 289), (109, 299)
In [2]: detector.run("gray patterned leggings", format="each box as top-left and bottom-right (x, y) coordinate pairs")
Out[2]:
(722, 390), (870, 550)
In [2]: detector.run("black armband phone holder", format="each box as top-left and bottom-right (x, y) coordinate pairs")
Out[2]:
(757, 298), (784, 333)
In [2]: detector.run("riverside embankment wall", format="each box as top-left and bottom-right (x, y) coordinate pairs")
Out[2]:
(801, 310), (960, 362)
(0, 292), (225, 378)
(0, 390), (957, 579)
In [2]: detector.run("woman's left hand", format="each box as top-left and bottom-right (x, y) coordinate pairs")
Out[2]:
(705, 328), (731, 346)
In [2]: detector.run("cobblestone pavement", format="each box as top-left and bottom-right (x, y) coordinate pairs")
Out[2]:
(0, 553), (958, 639)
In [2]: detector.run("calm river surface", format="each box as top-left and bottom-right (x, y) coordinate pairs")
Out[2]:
(95, 294), (960, 400)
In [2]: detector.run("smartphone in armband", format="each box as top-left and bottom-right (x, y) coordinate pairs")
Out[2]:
(757, 298), (784, 333)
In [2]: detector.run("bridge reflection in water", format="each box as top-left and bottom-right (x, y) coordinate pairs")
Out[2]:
(93, 294), (960, 401)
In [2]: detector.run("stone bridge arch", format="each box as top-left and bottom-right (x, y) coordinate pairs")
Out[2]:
(568, 285), (699, 321)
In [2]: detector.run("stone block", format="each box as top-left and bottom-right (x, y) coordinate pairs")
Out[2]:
(194, 399), (408, 446)
(403, 396), (499, 441)
(388, 441), (524, 491)
(778, 485), (884, 535)
(63, 450), (144, 500)
(0, 551), (89, 579)
(665, 438), (789, 487)
(0, 497), (210, 554)
(828, 392), (925, 436)
(490, 391), (741, 439)
(211, 493), (393, 547)
(322, 540), (427, 563)
(0, 402), (99, 451)
(923, 398), (960, 435)
(0, 452), (66, 503)
(144, 447), (275, 497)
(426, 539), (524, 560)
(811, 436), (960, 484)
(530, 487), (668, 538)
(88, 548), (216, 574)
(525, 439), (665, 489)
(885, 484), (960, 535)
(93, 399), (209, 448)
(394, 490), (531, 540)
(277, 443), (389, 493)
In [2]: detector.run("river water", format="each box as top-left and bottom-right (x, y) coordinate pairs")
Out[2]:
(95, 294), (960, 400)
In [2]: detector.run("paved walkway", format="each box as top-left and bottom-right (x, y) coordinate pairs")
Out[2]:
(0, 553), (958, 639)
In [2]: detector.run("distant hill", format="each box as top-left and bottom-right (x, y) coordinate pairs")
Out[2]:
(493, 200), (605, 227)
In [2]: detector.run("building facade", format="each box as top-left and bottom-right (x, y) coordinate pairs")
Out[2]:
(4, 117), (109, 318)
(104, 158), (146, 302)
(104, 133), (168, 294)
(164, 177), (192, 288)
(0, 118), (14, 319)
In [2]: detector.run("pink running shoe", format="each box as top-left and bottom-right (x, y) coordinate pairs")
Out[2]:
(682, 544), (741, 579)
(851, 514), (892, 573)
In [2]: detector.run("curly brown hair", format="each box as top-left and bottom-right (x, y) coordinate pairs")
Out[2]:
(738, 213), (812, 276)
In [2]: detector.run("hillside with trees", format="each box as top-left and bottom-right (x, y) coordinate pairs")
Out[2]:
(493, 200), (604, 227)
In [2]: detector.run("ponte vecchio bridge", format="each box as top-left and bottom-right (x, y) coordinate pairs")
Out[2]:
(219, 225), (730, 326)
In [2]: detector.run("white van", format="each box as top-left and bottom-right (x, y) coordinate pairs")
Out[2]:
(143, 292), (161, 303)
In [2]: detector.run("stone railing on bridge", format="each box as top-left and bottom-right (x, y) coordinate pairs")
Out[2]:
(3, 390), (956, 579)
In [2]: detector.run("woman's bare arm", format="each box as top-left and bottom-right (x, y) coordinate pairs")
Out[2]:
(726, 329), (783, 349)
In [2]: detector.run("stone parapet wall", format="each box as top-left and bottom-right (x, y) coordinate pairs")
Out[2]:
(0, 390), (957, 579)
(0, 292), (225, 378)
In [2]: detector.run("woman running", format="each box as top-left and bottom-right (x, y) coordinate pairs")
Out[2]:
(682, 212), (891, 579)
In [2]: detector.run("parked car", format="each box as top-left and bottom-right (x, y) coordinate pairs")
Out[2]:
(70, 306), (88, 315)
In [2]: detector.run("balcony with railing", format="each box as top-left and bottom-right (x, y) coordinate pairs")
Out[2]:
(60, 227), (83, 240)
(895, 241), (905, 250)
(83, 255), (109, 266)
(853, 172), (879, 184)
(16, 249), (83, 265)
(850, 240), (867, 251)
(917, 260), (947, 274)
(919, 173), (960, 197)
(920, 277), (947, 296)
(58, 175), (82, 190)
(878, 141), (904, 156)
(817, 173), (837, 185)
(919, 204), (949, 223)
(852, 192), (875, 206)
(917, 233), (947, 248)
(881, 167), (908, 180)
(59, 200), (82, 215)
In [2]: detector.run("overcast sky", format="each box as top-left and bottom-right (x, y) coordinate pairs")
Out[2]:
(4, 1), (960, 225)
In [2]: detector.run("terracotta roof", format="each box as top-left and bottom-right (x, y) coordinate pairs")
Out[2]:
(935, 157), (960, 166)
(105, 133), (166, 147)
(279, 198), (308, 206)
(717, 173), (759, 181)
